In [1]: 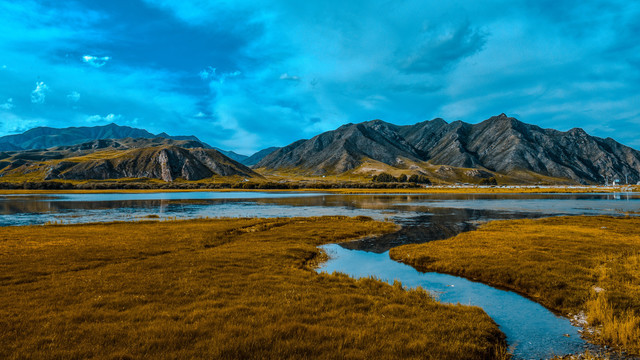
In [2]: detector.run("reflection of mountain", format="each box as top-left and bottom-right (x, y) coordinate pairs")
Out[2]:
(0, 198), (252, 215)
(339, 216), (475, 253)
(339, 208), (549, 253)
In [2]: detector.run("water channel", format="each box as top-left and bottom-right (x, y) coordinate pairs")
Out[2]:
(1, 191), (639, 358)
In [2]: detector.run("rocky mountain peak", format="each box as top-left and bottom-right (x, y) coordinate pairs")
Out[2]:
(258, 115), (640, 184)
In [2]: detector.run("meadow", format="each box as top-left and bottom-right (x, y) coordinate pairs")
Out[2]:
(0, 216), (507, 359)
(390, 216), (640, 355)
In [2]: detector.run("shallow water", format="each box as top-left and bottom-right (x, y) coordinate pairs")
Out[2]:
(1, 190), (639, 358)
(1, 191), (638, 227)
(317, 244), (585, 359)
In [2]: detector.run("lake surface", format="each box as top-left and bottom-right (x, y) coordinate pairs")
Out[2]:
(2, 190), (639, 358)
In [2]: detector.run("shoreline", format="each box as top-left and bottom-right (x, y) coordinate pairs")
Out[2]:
(0, 185), (636, 195)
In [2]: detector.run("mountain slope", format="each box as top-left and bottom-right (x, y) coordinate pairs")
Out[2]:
(257, 120), (422, 175)
(0, 123), (211, 151)
(213, 148), (248, 163)
(49, 147), (257, 182)
(0, 138), (258, 182)
(242, 147), (281, 167)
(258, 114), (640, 184)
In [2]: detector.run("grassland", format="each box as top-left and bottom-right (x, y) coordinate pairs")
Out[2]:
(0, 217), (507, 359)
(389, 216), (640, 355)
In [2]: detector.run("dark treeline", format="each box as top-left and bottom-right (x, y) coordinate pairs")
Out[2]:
(372, 172), (432, 184)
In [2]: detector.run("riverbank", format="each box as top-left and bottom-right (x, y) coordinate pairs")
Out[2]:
(0, 217), (507, 359)
(390, 216), (640, 356)
(0, 184), (635, 195)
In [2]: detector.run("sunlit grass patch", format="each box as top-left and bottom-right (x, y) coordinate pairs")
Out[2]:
(0, 217), (506, 359)
(390, 216), (640, 355)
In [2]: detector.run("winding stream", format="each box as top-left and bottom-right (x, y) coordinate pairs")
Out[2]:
(318, 244), (585, 359)
(1, 191), (639, 358)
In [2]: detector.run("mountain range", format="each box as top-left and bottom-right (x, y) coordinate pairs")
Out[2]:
(0, 123), (276, 167)
(257, 114), (640, 184)
(0, 138), (257, 182)
(1, 114), (639, 184)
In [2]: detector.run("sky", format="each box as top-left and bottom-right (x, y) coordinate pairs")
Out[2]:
(0, 0), (639, 155)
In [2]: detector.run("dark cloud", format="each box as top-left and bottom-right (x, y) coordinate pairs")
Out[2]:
(0, 0), (639, 153)
(401, 22), (487, 73)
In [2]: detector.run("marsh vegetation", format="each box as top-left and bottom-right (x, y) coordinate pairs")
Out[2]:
(0, 217), (507, 359)
(390, 216), (640, 355)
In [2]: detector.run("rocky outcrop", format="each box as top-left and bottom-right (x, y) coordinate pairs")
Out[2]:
(47, 146), (258, 181)
(0, 138), (258, 182)
(257, 120), (423, 175)
(258, 114), (640, 183)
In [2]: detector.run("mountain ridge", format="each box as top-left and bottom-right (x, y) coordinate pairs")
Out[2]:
(257, 114), (640, 184)
(0, 137), (259, 182)
(2, 115), (639, 184)
(0, 123), (214, 152)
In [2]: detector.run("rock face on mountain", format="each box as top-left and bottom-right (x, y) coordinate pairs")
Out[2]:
(0, 123), (211, 151)
(49, 147), (257, 182)
(257, 114), (640, 184)
(258, 121), (422, 173)
(0, 138), (258, 182)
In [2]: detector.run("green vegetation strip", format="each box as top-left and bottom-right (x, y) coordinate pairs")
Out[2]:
(390, 216), (640, 355)
(0, 217), (506, 359)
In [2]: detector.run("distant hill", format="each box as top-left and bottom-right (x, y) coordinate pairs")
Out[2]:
(257, 114), (640, 184)
(213, 148), (248, 163)
(0, 138), (258, 182)
(0, 123), (211, 151)
(242, 147), (280, 167)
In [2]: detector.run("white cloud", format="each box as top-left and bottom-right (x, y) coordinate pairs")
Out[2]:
(30, 81), (49, 104)
(66, 91), (80, 102)
(279, 73), (300, 81)
(82, 55), (111, 68)
(0, 98), (13, 110)
(199, 66), (216, 80)
(199, 66), (241, 83)
(219, 71), (241, 83)
(86, 113), (122, 123)
(0, 112), (46, 135)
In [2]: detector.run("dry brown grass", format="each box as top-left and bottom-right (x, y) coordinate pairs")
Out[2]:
(0, 217), (506, 359)
(390, 216), (640, 355)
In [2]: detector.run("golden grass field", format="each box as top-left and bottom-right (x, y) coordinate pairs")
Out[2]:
(0, 217), (507, 359)
(390, 216), (640, 355)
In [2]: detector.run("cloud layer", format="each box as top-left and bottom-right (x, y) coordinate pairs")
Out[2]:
(0, 0), (639, 153)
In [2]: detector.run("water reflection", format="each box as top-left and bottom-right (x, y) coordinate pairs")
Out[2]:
(1, 192), (638, 229)
(339, 207), (553, 253)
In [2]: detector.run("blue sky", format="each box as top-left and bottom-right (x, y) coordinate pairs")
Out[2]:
(0, 0), (638, 154)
